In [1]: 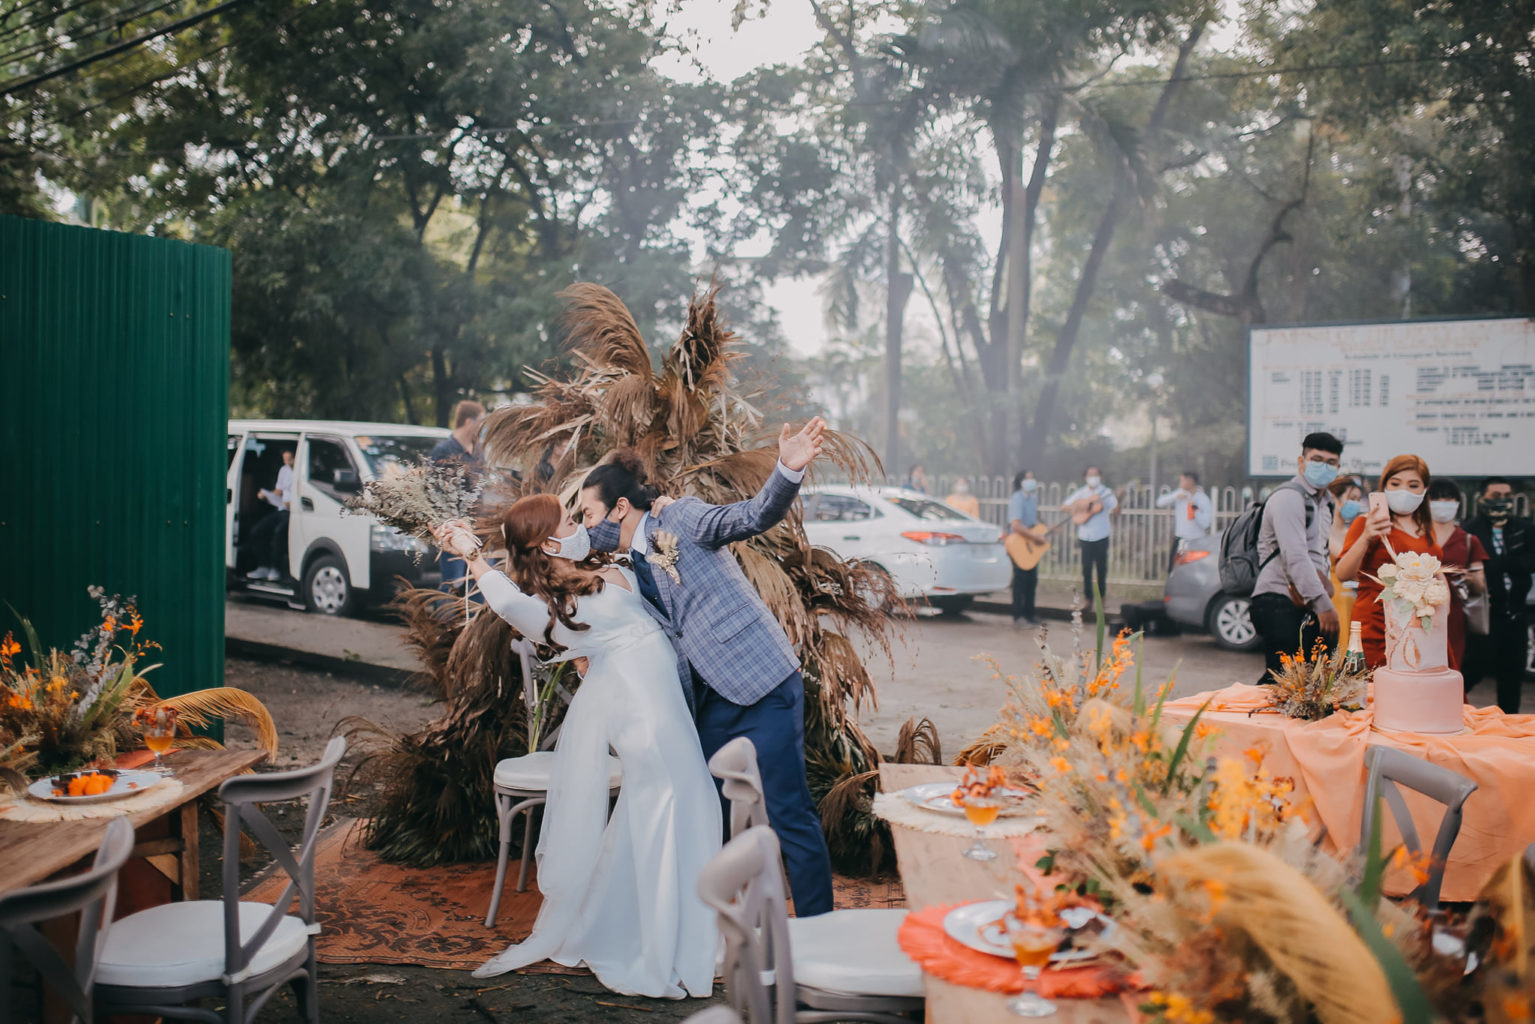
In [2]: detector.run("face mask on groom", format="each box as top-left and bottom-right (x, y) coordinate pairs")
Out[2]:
(588, 505), (625, 552)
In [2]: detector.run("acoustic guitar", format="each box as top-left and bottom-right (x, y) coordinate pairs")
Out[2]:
(1004, 518), (1069, 571)
(1068, 481), (1137, 525)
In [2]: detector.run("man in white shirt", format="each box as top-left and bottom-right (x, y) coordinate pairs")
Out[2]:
(249, 450), (295, 580)
(1063, 466), (1117, 610)
(1155, 471), (1213, 572)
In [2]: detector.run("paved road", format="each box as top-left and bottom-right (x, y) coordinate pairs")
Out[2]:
(843, 609), (1264, 757)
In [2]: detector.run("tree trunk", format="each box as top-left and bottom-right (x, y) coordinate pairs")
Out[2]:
(884, 188), (914, 471)
(432, 343), (450, 427)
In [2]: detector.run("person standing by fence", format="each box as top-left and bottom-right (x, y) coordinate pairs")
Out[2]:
(1155, 471), (1212, 572)
(1064, 466), (1116, 610)
(1006, 470), (1041, 625)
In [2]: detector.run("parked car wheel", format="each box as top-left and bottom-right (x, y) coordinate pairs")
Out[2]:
(1206, 593), (1260, 651)
(930, 594), (975, 616)
(303, 555), (355, 616)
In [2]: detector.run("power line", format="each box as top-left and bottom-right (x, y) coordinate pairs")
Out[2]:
(0, 0), (186, 70)
(0, 0), (252, 98)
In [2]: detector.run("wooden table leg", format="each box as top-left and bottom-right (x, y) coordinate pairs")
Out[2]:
(177, 802), (200, 900)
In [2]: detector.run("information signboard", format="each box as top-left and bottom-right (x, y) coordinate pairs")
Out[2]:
(1248, 318), (1535, 478)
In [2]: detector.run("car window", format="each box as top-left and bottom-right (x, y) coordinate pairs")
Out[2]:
(305, 436), (356, 501)
(356, 434), (441, 478)
(809, 494), (878, 522)
(886, 496), (967, 521)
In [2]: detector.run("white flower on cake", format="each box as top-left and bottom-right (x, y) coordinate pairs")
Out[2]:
(1369, 545), (1448, 630)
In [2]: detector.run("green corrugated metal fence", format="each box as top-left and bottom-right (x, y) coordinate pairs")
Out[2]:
(0, 215), (230, 701)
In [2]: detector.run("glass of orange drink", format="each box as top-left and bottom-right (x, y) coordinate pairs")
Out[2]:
(961, 796), (1000, 861)
(138, 706), (177, 775)
(1004, 917), (1064, 1017)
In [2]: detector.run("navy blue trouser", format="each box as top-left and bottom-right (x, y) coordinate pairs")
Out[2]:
(695, 670), (835, 917)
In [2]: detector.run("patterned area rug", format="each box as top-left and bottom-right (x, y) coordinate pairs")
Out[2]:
(247, 818), (906, 972)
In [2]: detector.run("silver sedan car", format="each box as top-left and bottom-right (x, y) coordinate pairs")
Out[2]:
(1161, 532), (1262, 651)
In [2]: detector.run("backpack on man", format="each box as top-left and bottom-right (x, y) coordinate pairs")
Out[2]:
(1218, 481), (1313, 596)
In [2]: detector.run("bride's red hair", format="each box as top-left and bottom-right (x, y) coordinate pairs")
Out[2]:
(492, 493), (605, 645)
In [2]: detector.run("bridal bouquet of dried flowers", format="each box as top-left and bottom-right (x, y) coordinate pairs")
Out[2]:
(345, 459), (483, 561)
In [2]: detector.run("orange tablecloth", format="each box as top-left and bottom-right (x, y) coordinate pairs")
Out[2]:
(1162, 684), (1535, 901)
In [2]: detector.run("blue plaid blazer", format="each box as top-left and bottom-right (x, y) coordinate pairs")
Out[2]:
(637, 466), (801, 706)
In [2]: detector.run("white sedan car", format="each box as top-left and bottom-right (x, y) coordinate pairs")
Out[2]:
(801, 485), (1011, 613)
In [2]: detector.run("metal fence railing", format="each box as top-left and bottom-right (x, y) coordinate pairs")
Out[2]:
(866, 474), (1531, 591)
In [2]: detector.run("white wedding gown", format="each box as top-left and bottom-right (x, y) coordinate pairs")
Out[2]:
(471, 567), (721, 999)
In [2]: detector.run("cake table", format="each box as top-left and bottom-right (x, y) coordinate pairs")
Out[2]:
(1161, 684), (1535, 901)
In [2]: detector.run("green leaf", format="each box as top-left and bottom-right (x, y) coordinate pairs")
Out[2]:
(1162, 698), (1212, 794)
(1131, 634), (1145, 716)
(1338, 886), (1432, 1024)
(1035, 852), (1056, 874)
(1172, 811), (1217, 845)
(1357, 791), (1386, 909)
(1093, 583), (1106, 667)
(1131, 780), (1159, 818)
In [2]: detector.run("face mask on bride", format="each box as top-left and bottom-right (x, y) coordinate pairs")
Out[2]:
(545, 523), (592, 561)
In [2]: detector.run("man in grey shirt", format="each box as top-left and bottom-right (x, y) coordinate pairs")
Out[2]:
(1250, 432), (1343, 680)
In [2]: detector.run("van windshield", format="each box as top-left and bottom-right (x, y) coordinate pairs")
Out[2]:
(355, 435), (442, 478)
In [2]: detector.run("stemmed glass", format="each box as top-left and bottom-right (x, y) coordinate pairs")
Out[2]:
(137, 706), (177, 775)
(961, 796), (1000, 861)
(1005, 917), (1064, 1017)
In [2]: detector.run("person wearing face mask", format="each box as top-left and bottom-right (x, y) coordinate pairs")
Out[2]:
(944, 476), (981, 518)
(1462, 476), (1534, 713)
(432, 495), (722, 996)
(1063, 465), (1118, 610)
(1155, 470), (1213, 573)
(1425, 479), (1487, 674)
(1006, 470), (1042, 625)
(1251, 432), (1343, 681)
(1325, 476), (1366, 628)
(576, 418), (836, 920)
(1336, 454), (1440, 668)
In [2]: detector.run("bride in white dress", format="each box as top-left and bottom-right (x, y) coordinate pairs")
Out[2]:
(436, 494), (720, 999)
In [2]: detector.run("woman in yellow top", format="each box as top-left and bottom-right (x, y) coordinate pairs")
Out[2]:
(1326, 476), (1365, 628)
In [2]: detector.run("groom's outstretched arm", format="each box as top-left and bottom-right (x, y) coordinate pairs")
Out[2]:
(662, 418), (825, 550)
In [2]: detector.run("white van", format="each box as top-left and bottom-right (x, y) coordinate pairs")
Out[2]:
(226, 419), (453, 615)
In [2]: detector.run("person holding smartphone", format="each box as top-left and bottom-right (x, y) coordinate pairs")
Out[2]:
(1335, 454), (1442, 668)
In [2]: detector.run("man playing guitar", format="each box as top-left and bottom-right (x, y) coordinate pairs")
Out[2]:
(1063, 466), (1119, 611)
(1005, 470), (1044, 624)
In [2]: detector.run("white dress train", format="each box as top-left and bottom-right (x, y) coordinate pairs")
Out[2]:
(470, 568), (721, 999)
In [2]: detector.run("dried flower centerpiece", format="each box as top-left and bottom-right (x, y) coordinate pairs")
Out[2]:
(344, 458), (484, 561)
(1, 588), (277, 777)
(964, 612), (1469, 1023)
(1257, 636), (1368, 721)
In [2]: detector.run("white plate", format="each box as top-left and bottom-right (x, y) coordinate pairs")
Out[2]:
(942, 900), (1111, 965)
(899, 782), (1032, 818)
(28, 769), (164, 805)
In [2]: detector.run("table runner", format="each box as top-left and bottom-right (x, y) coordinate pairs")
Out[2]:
(0, 778), (185, 823)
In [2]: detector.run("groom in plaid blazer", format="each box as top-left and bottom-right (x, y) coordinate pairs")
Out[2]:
(582, 418), (835, 916)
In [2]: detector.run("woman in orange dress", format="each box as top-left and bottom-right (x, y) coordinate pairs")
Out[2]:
(1335, 454), (1441, 668)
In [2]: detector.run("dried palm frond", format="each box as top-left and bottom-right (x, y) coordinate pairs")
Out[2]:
(558, 282), (654, 380)
(891, 716), (943, 765)
(153, 687), (279, 758)
(1158, 843), (1397, 1024)
(386, 586), (462, 699)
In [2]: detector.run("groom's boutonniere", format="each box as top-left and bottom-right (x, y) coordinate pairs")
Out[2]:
(651, 529), (682, 585)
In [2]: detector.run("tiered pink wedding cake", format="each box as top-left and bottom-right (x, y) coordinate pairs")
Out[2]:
(1370, 551), (1465, 734)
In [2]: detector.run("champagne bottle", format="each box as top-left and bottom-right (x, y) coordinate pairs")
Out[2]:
(1342, 622), (1366, 674)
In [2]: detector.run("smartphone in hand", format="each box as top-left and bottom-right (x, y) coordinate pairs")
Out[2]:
(1367, 491), (1389, 519)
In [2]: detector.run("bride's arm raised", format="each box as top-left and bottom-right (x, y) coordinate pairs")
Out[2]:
(437, 525), (551, 640)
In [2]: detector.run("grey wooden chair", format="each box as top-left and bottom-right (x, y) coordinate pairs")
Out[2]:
(1359, 744), (1478, 910)
(708, 736), (770, 839)
(698, 825), (923, 1024)
(0, 816), (134, 1024)
(92, 735), (346, 1024)
(683, 1007), (744, 1024)
(486, 639), (621, 925)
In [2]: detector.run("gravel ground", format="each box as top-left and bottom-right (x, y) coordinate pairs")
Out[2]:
(207, 657), (724, 1023)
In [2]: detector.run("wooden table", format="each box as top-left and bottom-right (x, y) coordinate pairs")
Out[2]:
(880, 764), (1131, 1024)
(0, 747), (268, 898)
